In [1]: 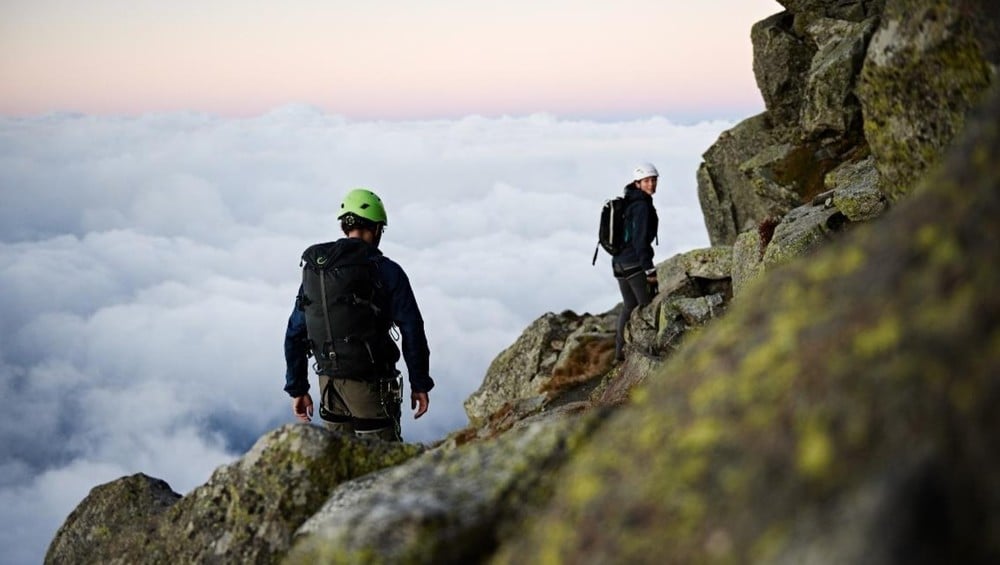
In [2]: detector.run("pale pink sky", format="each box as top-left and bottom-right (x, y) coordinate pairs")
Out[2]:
(0, 0), (782, 119)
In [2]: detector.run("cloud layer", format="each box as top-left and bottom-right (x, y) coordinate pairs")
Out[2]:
(0, 107), (727, 563)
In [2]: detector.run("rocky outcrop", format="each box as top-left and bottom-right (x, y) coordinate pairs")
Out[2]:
(761, 196), (847, 266)
(593, 247), (733, 406)
(46, 425), (420, 564)
(288, 411), (604, 563)
(827, 155), (886, 221)
(626, 247), (733, 359)
(463, 309), (616, 426)
(858, 0), (998, 198)
(462, 246), (732, 436)
(697, 115), (795, 245)
(752, 13), (814, 126)
(699, 0), (997, 249)
(776, 0), (885, 24)
(800, 16), (877, 139)
(46, 474), (180, 565)
(731, 227), (767, 297)
(494, 84), (1000, 565)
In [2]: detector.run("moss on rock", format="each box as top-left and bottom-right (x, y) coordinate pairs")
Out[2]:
(859, 0), (997, 199)
(46, 474), (180, 565)
(732, 229), (766, 297)
(49, 425), (421, 564)
(288, 412), (606, 564)
(493, 86), (1000, 564)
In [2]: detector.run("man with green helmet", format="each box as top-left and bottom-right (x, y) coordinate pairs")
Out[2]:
(283, 188), (433, 441)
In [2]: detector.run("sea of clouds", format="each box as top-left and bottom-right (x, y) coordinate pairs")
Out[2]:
(0, 105), (730, 563)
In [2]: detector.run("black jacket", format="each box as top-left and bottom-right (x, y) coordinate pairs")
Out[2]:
(611, 184), (658, 276)
(284, 238), (433, 396)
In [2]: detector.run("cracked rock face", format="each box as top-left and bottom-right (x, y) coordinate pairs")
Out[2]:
(699, 0), (996, 248)
(462, 309), (615, 426)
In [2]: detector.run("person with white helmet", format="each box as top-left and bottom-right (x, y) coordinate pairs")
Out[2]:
(612, 163), (660, 361)
(283, 188), (432, 441)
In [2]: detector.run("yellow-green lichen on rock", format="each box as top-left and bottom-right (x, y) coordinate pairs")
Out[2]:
(493, 86), (1000, 564)
(47, 424), (422, 565)
(761, 200), (847, 267)
(698, 114), (797, 246)
(858, 0), (998, 199)
(826, 155), (888, 221)
(654, 246), (734, 290)
(45, 474), (180, 565)
(731, 229), (765, 298)
(287, 411), (605, 564)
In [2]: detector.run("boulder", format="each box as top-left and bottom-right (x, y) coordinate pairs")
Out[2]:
(699, 122), (861, 246)
(46, 474), (180, 565)
(697, 115), (795, 245)
(732, 154), (885, 295)
(544, 312), (618, 400)
(739, 141), (821, 212)
(800, 17), (878, 139)
(752, 12), (815, 126)
(634, 247), (734, 356)
(462, 312), (568, 425)
(674, 294), (726, 327)
(288, 412), (604, 564)
(463, 309), (615, 426)
(731, 229), (766, 298)
(654, 246), (733, 298)
(762, 199), (847, 266)
(828, 155), (888, 221)
(47, 425), (421, 564)
(700, 0), (886, 248)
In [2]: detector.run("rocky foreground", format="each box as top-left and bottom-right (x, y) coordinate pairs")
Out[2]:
(47, 1), (998, 563)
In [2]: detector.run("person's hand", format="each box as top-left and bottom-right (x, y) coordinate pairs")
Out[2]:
(646, 275), (659, 296)
(411, 391), (429, 419)
(292, 394), (314, 422)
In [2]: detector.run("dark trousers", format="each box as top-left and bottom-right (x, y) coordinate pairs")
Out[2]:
(616, 271), (653, 359)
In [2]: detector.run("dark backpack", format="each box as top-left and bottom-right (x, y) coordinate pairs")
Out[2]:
(592, 196), (628, 265)
(300, 238), (397, 379)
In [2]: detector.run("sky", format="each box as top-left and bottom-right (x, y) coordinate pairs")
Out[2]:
(0, 1), (782, 563)
(0, 0), (780, 120)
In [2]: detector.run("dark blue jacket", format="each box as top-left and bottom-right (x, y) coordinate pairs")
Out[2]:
(612, 184), (658, 276)
(284, 238), (433, 396)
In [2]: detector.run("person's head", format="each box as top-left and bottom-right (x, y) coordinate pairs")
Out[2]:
(632, 162), (659, 195)
(338, 188), (388, 246)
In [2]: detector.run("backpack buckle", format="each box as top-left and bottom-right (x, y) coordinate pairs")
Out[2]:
(323, 346), (339, 372)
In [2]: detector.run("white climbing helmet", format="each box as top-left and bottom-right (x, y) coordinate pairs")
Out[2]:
(632, 162), (659, 181)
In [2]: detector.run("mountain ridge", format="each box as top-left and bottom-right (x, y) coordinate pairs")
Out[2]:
(46, 1), (999, 562)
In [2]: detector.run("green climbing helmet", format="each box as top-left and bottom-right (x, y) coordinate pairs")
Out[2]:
(338, 188), (388, 226)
